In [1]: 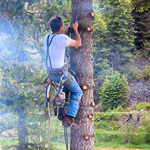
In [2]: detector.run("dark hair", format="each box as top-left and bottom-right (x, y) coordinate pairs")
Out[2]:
(49, 16), (63, 32)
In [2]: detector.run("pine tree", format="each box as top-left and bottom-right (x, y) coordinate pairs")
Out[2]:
(93, 0), (135, 102)
(100, 71), (129, 111)
(132, 0), (150, 57)
(70, 0), (95, 149)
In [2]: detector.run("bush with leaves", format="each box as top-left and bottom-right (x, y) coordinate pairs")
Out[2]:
(132, 102), (150, 111)
(132, 67), (143, 80)
(141, 114), (150, 144)
(144, 65), (150, 79)
(100, 71), (129, 111)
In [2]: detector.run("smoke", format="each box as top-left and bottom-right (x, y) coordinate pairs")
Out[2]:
(0, 23), (43, 63)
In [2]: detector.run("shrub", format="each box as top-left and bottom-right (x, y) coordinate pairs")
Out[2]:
(133, 102), (150, 111)
(128, 126), (146, 145)
(132, 67), (143, 80)
(100, 71), (129, 111)
(94, 112), (120, 123)
(141, 115), (150, 144)
(144, 65), (150, 79)
(142, 40), (150, 58)
(114, 105), (124, 112)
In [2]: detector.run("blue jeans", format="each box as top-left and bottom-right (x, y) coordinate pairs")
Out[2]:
(51, 71), (83, 117)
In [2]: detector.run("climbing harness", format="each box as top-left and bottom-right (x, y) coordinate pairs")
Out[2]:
(46, 34), (56, 69)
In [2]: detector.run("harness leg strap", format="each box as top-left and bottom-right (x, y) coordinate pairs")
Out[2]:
(64, 73), (72, 87)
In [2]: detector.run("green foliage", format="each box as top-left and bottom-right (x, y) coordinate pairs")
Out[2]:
(114, 105), (124, 112)
(144, 65), (150, 79)
(142, 40), (150, 58)
(93, 0), (135, 70)
(132, 0), (150, 12)
(133, 102), (150, 111)
(94, 106), (150, 147)
(132, 8), (150, 56)
(127, 126), (146, 145)
(94, 112), (120, 122)
(0, 0), (71, 149)
(95, 129), (125, 144)
(93, 0), (135, 101)
(141, 114), (150, 144)
(100, 71), (129, 111)
(0, 138), (18, 150)
(132, 67), (143, 80)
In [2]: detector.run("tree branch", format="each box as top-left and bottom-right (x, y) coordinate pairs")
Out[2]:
(0, 14), (14, 33)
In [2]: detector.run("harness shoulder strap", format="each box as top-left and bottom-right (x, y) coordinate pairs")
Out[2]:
(46, 34), (56, 69)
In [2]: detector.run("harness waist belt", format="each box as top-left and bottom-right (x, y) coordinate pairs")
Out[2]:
(47, 67), (64, 75)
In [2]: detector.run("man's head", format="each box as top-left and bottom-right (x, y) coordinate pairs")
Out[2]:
(49, 16), (64, 33)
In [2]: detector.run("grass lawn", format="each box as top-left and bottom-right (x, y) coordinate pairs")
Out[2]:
(53, 142), (150, 150)
(94, 148), (150, 150)
(1, 141), (150, 150)
(95, 142), (150, 150)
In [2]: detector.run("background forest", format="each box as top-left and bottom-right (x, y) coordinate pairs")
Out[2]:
(0, 0), (150, 150)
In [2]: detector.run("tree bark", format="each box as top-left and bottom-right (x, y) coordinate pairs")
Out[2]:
(18, 97), (27, 150)
(70, 0), (95, 150)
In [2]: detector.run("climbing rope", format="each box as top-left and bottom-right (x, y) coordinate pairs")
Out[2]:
(44, 95), (47, 150)
(64, 127), (69, 150)
(48, 85), (52, 150)
(44, 83), (52, 150)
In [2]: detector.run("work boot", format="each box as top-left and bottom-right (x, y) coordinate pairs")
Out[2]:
(62, 115), (80, 129)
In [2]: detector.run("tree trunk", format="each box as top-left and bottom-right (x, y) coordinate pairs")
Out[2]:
(70, 0), (95, 149)
(18, 97), (27, 150)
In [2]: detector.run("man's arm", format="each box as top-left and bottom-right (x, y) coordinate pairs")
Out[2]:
(70, 22), (81, 49)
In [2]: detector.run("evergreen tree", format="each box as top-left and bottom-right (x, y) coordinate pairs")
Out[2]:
(100, 71), (129, 111)
(132, 0), (150, 57)
(93, 0), (135, 102)
(0, 0), (71, 149)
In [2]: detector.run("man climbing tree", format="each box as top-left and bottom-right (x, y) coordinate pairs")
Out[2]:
(44, 16), (83, 129)
(70, 0), (95, 149)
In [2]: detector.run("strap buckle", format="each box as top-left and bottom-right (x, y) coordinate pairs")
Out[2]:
(59, 74), (66, 85)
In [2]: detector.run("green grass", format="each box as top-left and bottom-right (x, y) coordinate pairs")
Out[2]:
(49, 142), (150, 150)
(1, 110), (150, 150)
(94, 148), (150, 150)
(1, 139), (150, 150)
(0, 138), (18, 150)
(94, 142), (150, 149)
(52, 142), (66, 150)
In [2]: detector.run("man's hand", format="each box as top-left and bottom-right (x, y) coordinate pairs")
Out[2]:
(70, 21), (81, 49)
(72, 22), (79, 31)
